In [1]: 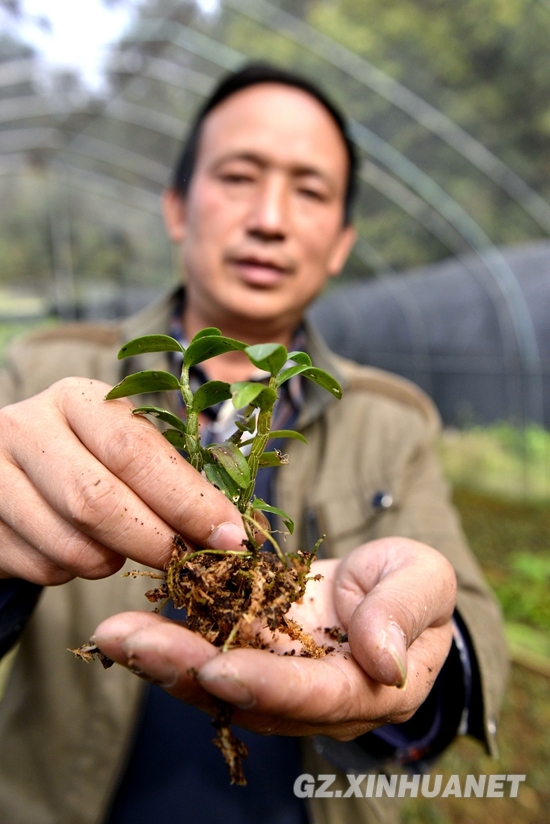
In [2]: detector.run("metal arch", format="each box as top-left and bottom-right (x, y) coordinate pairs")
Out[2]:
(354, 171), (521, 415)
(0, 126), (62, 153)
(0, 158), (164, 217)
(349, 235), (395, 277)
(350, 120), (543, 423)
(359, 161), (471, 256)
(126, 17), (243, 72)
(227, 0), (550, 236)
(102, 99), (187, 139)
(0, 95), (68, 124)
(54, 165), (164, 215)
(109, 51), (215, 97)
(64, 133), (172, 185)
(0, 125), (172, 188)
(0, 94), (184, 144)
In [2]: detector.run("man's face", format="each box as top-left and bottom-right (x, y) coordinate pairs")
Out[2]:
(164, 83), (355, 335)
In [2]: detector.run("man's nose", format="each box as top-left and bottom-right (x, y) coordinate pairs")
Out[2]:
(246, 176), (288, 241)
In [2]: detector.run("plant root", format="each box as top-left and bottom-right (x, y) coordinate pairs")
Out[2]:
(68, 643), (115, 669)
(212, 701), (249, 786)
(72, 533), (341, 786)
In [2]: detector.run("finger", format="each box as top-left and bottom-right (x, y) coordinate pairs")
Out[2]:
(93, 612), (219, 710)
(60, 379), (248, 552)
(7, 409), (177, 571)
(2, 379), (247, 574)
(93, 614), (450, 739)
(196, 647), (420, 738)
(0, 462), (128, 582)
(0, 518), (76, 584)
(335, 538), (457, 686)
(95, 613), (385, 736)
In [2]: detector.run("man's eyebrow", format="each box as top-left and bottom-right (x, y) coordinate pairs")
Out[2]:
(212, 151), (268, 170)
(212, 151), (334, 185)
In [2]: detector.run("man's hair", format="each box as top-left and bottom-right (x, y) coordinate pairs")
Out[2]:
(171, 62), (358, 225)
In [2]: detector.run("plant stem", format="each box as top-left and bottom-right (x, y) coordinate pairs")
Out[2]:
(180, 363), (203, 471)
(239, 376), (278, 511)
(242, 512), (288, 567)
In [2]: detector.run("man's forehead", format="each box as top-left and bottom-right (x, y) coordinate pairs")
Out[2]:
(196, 83), (349, 178)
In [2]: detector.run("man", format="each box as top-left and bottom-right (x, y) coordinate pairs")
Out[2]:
(0, 64), (507, 823)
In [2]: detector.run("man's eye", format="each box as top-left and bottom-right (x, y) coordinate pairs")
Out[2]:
(220, 173), (254, 184)
(297, 187), (326, 201)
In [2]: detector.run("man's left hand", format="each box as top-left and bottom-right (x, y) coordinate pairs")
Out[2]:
(92, 537), (457, 740)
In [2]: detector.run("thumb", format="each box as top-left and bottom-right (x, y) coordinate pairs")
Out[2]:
(334, 538), (457, 687)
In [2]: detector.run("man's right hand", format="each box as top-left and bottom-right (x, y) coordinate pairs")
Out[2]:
(0, 378), (247, 585)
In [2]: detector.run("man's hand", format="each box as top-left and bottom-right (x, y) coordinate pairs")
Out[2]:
(92, 538), (457, 740)
(0, 378), (247, 584)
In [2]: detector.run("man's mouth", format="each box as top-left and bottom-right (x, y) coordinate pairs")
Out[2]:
(228, 255), (294, 287)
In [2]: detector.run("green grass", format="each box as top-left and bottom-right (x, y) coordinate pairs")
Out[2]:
(453, 487), (550, 633)
(439, 424), (550, 501)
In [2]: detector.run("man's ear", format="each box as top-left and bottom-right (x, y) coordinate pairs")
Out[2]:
(327, 224), (357, 279)
(162, 189), (187, 244)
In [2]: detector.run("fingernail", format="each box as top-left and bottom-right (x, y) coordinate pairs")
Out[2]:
(207, 522), (248, 551)
(385, 622), (408, 688)
(198, 671), (256, 709)
(122, 641), (178, 689)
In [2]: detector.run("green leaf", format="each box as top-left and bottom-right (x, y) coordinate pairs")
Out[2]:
(105, 370), (181, 399)
(240, 429), (307, 448)
(132, 406), (186, 433)
(277, 365), (342, 399)
(259, 450), (289, 467)
(118, 335), (184, 360)
(301, 367), (342, 399)
(204, 462), (241, 502)
(267, 429), (308, 444)
(287, 351), (312, 366)
(251, 498), (294, 534)
(230, 381), (265, 409)
(245, 343), (288, 376)
(162, 429), (188, 450)
(206, 442), (251, 489)
(184, 335), (247, 367)
(230, 383), (277, 412)
(192, 381), (232, 413)
(190, 327), (222, 341)
(276, 364), (307, 385)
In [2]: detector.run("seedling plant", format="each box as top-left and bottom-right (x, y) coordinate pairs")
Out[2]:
(75, 327), (343, 784)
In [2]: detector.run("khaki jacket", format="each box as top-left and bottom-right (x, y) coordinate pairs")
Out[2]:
(0, 292), (508, 824)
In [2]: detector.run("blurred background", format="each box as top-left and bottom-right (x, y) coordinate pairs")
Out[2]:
(0, 1), (549, 820)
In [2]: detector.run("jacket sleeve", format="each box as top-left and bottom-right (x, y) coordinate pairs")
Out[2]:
(368, 407), (509, 757)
